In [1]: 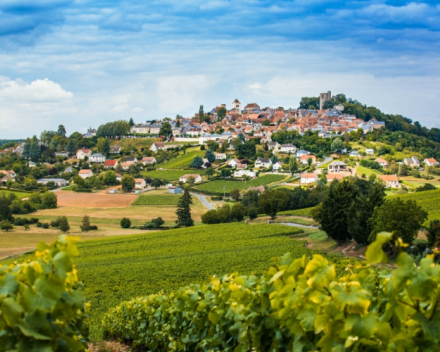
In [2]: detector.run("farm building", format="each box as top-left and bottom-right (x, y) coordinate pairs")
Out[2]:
(168, 186), (182, 194)
(179, 174), (202, 183)
(300, 173), (318, 184)
(377, 175), (400, 188)
(79, 169), (93, 179)
(37, 178), (68, 187)
(135, 179), (146, 189)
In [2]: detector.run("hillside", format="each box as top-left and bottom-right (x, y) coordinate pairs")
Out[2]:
(75, 223), (310, 339)
(388, 189), (440, 224)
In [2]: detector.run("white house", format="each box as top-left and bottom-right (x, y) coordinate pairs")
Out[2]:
(115, 173), (123, 182)
(37, 178), (68, 187)
(141, 157), (156, 165)
(78, 169), (93, 179)
(234, 170), (256, 178)
(89, 153), (106, 163)
(76, 149), (92, 160)
(404, 156), (420, 168)
(365, 149), (375, 155)
(378, 175), (400, 188)
(280, 144), (296, 153)
(296, 149), (309, 158)
(134, 178), (146, 189)
(267, 142), (279, 150)
(29, 161), (36, 167)
(300, 173), (318, 184)
(214, 153), (227, 160)
(328, 161), (347, 173)
(254, 158), (272, 168)
(110, 145), (122, 154)
(375, 158), (389, 168)
(150, 142), (165, 152)
(228, 158), (240, 168)
(179, 174), (202, 183)
(424, 158), (439, 167)
(273, 162), (284, 172)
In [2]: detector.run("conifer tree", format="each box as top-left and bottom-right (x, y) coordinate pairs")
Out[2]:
(80, 215), (91, 232)
(205, 149), (215, 163)
(176, 189), (194, 227)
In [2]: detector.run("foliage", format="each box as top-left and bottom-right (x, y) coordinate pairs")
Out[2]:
(298, 96), (319, 109)
(175, 189), (194, 227)
(195, 175), (285, 194)
(217, 106), (227, 119)
(230, 188), (240, 201)
(236, 141), (256, 159)
(102, 235), (440, 351)
(121, 175), (135, 192)
(360, 159), (381, 169)
(0, 220), (13, 231)
(190, 155), (204, 169)
(159, 122), (172, 137)
(143, 169), (205, 181)
(201, 203), (246, 224)
(205, 149), (215, 163)
(258, 189), (288, 219)
(80, 215), (91, 232)
(120, 217), (131, 228)
(96, 120), (130, 138)
(416, 183), (437, 192)
(331, 137), (344, 152)
(59, 216), (70, 233)
(132, 194), (181, 206)
(425, 220), (440, 249)
(0, 236), (88, 351)
(42, 191), (58, 209)
(369, 198), (428, 245)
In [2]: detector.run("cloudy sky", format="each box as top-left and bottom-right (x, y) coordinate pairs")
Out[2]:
(1, 0), (439, 138)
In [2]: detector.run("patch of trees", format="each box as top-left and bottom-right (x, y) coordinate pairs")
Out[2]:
(201, 203), (247, 224)
(415, 183), (437, 192)
(96, 120), (131, 138)
(360, 159), (381, 169)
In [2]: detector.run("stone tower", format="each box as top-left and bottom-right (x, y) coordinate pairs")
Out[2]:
(319, 91), (331, 110)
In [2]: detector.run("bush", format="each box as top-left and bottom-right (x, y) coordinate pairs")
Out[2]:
(0, 236), (88, 350)
(42, 223), (50, 229)
(90, 225), (98, 231)
(13, 218), (26, 226)
(36, 221), (43, 228)
(29, 217), (39, 224)
(0, 220), (13, 231)
(120, 217), (131, 228)
(50, 218), (61, 228)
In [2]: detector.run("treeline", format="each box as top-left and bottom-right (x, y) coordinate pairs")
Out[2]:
(96, 120), (130, 138)
(202, 186), (327, 224)
(0, 191), (57, 222)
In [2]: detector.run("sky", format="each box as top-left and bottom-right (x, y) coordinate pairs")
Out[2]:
(0, 0), (440, 138)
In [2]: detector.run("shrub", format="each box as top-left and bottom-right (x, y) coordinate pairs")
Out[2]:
(42, 223), (50, 229)
(0, 220), (13, 231)
(0, 236), (88, 350)
(36, 221), (43, 228)
(50, 218), (61, 228)
(120, 217), (131, 228)
(13, 218), (26, 226)
(29, 217), (39, 224)
(89, 225), (98, 231)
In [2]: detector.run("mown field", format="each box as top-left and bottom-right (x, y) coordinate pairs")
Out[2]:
(74, 223), (308, 339)
(278, 206), (316, 217)
(142, 169), (205, 181)
(388, 188), (440, 224)
(0, 189), (33, 199)
(355, 165), (382, 177)
(194, 174), (285, 193)
(132, 194), (181, 205)
(158, 150), (204, 169)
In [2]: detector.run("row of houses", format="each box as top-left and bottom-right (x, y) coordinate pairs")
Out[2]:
(300, 173), (400, 188)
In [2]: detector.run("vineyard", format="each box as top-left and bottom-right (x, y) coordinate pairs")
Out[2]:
(278, 206), (316, 217)
(142, 169), (205, 181)
(0, 189), (32, 199)
(194, 174), (285, 193)
(132, 194), (181, 205)
(388, 188), (440, 223)
(73, 223), (354, 339)
(158, 150), (204, 169)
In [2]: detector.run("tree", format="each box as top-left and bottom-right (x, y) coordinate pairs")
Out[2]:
(29, 141), (41, 160)
(73, 175), (86, 187)
(426, 220), (440, 249)
(289, 156), (298, 175)
(201, 210), (220, 224)
(206, 167), (215, 178)
(121, 175), (135, 192)
(369, 198), (427, 245)
(230, 188), (240, 201)
(307, 157), (313, 168)
(314, 180), (359, 245)
(331, 137), (344, 152)
(231, 203), (246, 221)
(347, 183), (385, 245)
(200, 145), (205, 151)
(237, 141), (256, 159)
(217, 107), (226, 120)
(59, 216), (70, 233)
(96, 138), (110, 155)
(175, 189), (194, 227)
(151, 178), (162, 189)
(129, 118), (134, 126)
(104, 171), (117, 185)
(205, 149), (215, 163)
(80, 215), (91, 232)
(57, 125), (67, 137)
(175, 119), (181, 128)
(258, 189), (288, 219)
(22, 142), (31, 158)
(416, 183), (436, 192)
(191, 156), (204, 169)
(42, 191), (57, 209)
(298, 96), (320, 110)
(120, 217), (131, 228)
(242, 190), (260, 208)
(221, 168), (231, 178)
(0, 195), (12, 221)
(199, 105), (204, 123)
(0, 220), (13, 232)
(151, 217), (164, 228)
(67, 139), (77, 156)
(262, 119), (271, 126)
(247, 207), (258, 220)
(159, 122), (172, 138)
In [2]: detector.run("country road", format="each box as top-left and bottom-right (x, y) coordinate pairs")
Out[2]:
(317, 156), (332, 167)
(191, 193), (215, 210)
(278, 222), (319, 229)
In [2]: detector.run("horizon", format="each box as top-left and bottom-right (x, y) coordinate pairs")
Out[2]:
(1, 0), (439, 138)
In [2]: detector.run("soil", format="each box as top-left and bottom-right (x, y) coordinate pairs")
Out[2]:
(56, 192), (137, 208)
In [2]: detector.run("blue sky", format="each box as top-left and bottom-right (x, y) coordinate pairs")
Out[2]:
(0, 0), (439, 138)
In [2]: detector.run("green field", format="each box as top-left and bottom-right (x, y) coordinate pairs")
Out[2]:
(142, 169), (205, 181)
(356, 165), (382, 177)
(388, 188), (440, 224)
(0, 189), (32, 199)
(159, 150), (204, 169)
(194, 174), (285, 193)
(132, 194), (181, 205)
(278, 206), (316, 217)
(74, 223), (305, 339)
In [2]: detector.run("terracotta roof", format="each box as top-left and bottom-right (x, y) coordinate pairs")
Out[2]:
(105, 160), (117, 166)
(142, 157), (156, 161)
(135, 179), (145, 183)
(154, 142), (165, 147)
(79, 169), (92, 174)
(301, 173), (317, 178)
(426, 158), (438, 163)
(378, 175), (399, 182)
(327, 174), (343, 180)
(77, 149), (91, 153)
(300, 155), (315, 160)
